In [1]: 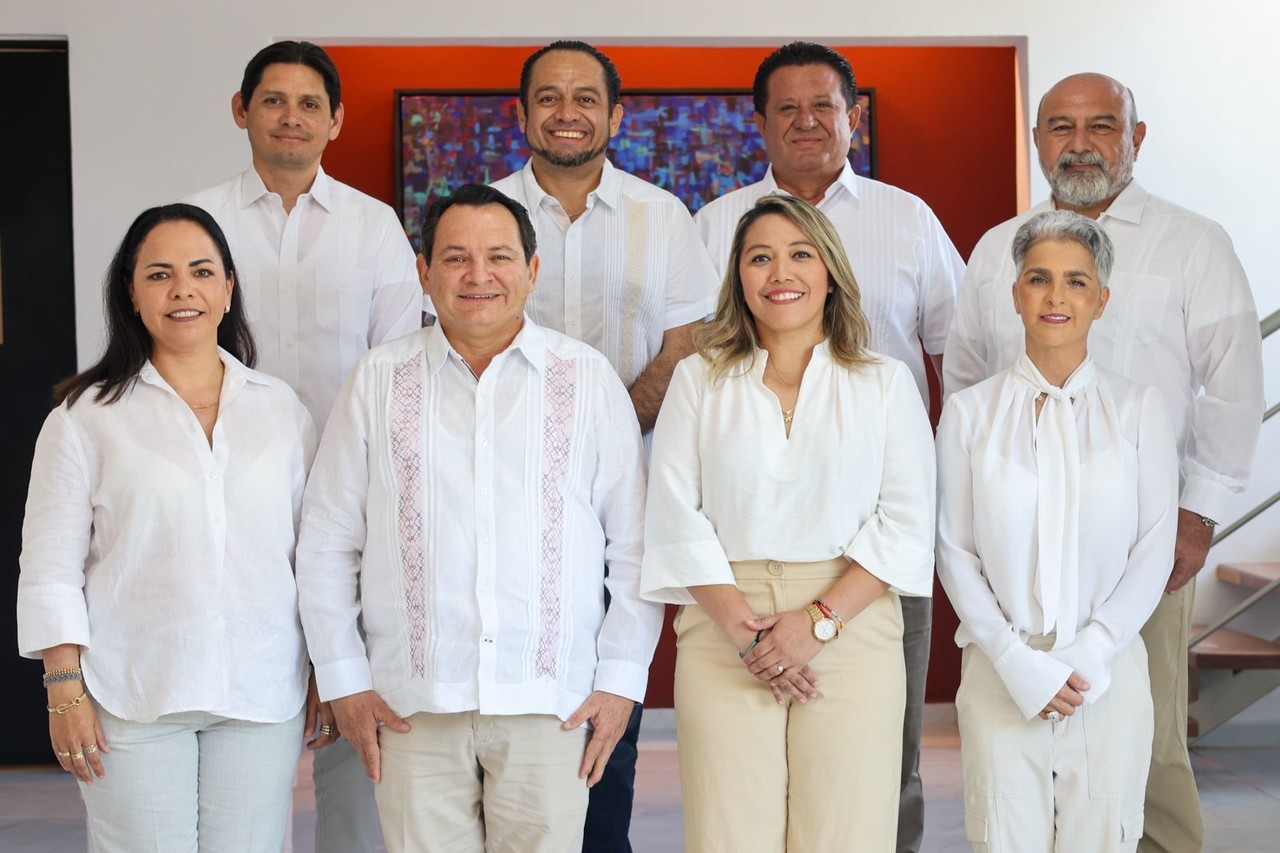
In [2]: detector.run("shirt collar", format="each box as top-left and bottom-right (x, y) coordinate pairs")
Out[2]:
(424, 317), (548, 378)
(137, 348), (268, 394)
(762, 162), (859, 204)
(1097, 181), (1145, 225)
(238, 164), (333, 212)
(522, 158), (621, 213)
(1044, 180), (1146, 225)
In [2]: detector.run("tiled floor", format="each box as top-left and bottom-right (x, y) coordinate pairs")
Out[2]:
(3, 719), (1278, 851)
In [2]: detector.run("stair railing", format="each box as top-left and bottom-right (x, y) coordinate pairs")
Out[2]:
(1188, 306), (1280, 649)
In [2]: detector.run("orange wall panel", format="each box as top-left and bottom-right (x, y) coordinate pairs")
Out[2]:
(322, 44), (1020, 706)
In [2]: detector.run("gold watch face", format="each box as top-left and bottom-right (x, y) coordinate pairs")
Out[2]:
(813, 619), (837, 642)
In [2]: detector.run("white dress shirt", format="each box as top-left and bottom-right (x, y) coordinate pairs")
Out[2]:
(936, 355), (1178, 720)
(296, 322), (663, 722)
(641, 343), (936, 603)
(944, 182), (1265, 522)
(17, 352), (316, 724)
(491, 159), (720, 388)
(185, 166), (424, 428)
(695, 164), (964, 409)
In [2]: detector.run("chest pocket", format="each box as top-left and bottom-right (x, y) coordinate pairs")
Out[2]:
(1102, 271), (1173, 348)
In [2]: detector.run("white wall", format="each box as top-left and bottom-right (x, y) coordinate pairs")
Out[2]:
(6, 0), (1279, 579)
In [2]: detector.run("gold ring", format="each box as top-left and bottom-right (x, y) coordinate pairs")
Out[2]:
(84, 744), (98, 754)
(71, 752), (84, 761)
(56, 751), (71, 758)
(319, 724), (335, 736)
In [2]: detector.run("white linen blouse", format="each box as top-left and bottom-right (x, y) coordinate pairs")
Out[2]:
(936, 355), (1178, 720)
(17, 351), (316, 723)
(641, 342), (936, 604)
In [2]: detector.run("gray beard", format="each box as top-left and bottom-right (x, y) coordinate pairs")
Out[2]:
(1046, 152), (1133, 208)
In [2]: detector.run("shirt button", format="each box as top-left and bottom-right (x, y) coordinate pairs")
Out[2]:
(286, 337), (296, 348)
(283, 287), (293, 296)
(208, 471), (219, 480)
(569, 318), (578, 326)
(767, 560), (784, 576)
(480, 439), (488, 447)
(482, 637), (494, 644)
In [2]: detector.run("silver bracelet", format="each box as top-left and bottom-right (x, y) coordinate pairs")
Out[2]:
(42, 669), (84, 688)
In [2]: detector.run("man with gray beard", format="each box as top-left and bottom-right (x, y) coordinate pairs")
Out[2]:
(944, 73), (1264, 853)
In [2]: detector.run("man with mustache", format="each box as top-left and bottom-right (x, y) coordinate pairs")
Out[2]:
(186, 41), (423, 853)
(695, 42), (964, 853)
(491, 40), (719, 853)
(945, 73), (1265, 853)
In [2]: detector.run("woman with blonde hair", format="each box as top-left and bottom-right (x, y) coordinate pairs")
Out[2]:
(642, 195), (936, 851)
(937, 210), (1177, 850)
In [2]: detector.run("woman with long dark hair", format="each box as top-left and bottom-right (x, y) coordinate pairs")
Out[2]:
(17, 204), (319, 852)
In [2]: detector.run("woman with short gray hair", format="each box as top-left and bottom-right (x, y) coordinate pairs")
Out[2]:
(937, 210), (1177, 850)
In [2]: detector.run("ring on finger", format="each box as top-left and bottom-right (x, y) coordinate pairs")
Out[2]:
(776, 664), (785, 674)
(319, 724), (335, 736)
(56, 751), (71, 758)
(71, 752), (84, 761)
(1046, 710), (1063, 723)
(83, 744), (98, 754)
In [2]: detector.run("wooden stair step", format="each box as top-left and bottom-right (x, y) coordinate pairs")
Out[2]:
(1189, 625), (1280, 670)
(1216, 562), (1280, 594)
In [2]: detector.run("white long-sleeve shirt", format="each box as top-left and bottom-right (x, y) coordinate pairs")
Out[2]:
(491, 159), (719, 388)
(641, 344), (936, 604)
(936, 356), (1178, 720)
(185, 166), (424, 428)
(17, 352), (316, 723)
(296, 322), (663, 722)
(696, 164), (964, 410)
(943, 182), (1265, 523)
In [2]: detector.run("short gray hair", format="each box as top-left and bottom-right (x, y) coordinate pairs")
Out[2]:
(1011, 210), (1115, 283)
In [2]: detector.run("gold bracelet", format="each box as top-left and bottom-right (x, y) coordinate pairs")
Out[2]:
(47, 692), (88, 715)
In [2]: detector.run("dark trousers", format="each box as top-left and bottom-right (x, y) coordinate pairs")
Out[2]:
(582, 703), (643, 853)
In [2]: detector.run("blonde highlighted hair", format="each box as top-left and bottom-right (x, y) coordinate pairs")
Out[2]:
(697, 194), (875, 380)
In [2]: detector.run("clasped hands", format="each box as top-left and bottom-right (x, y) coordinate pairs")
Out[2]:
(1039, 673), (1091, 721)
(737, 610), (826, 706)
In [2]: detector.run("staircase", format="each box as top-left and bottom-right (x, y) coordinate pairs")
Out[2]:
(1188, 563), (1280, 740)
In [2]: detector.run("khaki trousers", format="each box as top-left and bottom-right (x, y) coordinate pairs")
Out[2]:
(674, 558), (906, 853)
(1138, 585), (1204, 852)
(956, 639), (1152, 853)
(374, 711), (589, 853)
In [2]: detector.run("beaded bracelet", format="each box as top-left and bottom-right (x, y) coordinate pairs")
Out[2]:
(738, 629), (764, 660)
(815, 599), (846, 629)
(42, 668), (83, 688)
(47, 693), (88, 715)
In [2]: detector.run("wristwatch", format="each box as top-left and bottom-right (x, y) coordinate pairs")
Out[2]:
(806, 604), (838, 642)
(1197, 513), (1218, 528)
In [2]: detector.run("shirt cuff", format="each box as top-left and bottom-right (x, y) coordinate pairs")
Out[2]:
(593, 659), (651, 704)
(1046, 637), (1111, 705)
(1180, 476), (1237, 525)
(990, 641), (1075, 720)
(314, 656), (375, 702)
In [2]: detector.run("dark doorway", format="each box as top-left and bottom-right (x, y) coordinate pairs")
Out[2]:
(0, 40), (76, 765)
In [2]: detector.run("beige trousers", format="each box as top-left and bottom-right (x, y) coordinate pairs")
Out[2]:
(1138, 585), (1204, 853)
(374, 711), (589, 853)
(674, 558), (906, 853)
(956, 639), (1153, 853)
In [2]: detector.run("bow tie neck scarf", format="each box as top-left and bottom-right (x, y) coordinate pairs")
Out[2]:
(1011, 354), (1100, 650)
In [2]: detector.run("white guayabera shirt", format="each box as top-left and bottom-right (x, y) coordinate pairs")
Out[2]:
(186, 166), (424, 428)
(492, 159), (720, 388)
(297, 321), (662, 722)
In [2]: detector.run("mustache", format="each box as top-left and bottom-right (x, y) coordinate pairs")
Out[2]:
(1056, 151), (1106, 169)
